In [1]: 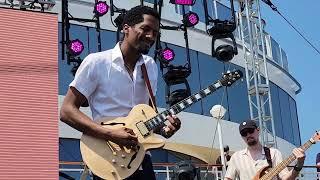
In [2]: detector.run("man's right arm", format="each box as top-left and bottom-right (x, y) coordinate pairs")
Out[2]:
(60, 87), (111, 139)
(60, 87), (138, 147)
(224, 153), (237, 180)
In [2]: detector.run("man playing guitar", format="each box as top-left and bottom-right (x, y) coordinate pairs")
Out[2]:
(60, 5), (181, 180)
(225, 120), (305, 180)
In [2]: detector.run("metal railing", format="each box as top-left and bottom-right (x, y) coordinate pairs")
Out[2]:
(59, 161), (320, 180)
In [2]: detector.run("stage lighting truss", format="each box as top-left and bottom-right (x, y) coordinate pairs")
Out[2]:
(169, 0), (196, 6)
(13, 0), (55, 11)
(94, 1), (109, 17)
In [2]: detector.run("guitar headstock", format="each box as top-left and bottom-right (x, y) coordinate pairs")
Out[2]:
(311, 131), (320, 143)
(220, 70), (243, 87)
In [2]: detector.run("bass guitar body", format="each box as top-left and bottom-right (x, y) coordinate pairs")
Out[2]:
(252, 166), (271, 180)
(80, 104), (165, 180)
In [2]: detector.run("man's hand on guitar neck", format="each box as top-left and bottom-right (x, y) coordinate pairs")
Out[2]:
(292, 147), (305, 167)
(161, 115), (181, 138)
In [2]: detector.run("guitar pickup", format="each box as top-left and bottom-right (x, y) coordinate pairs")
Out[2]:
(136, 121), (150, 137)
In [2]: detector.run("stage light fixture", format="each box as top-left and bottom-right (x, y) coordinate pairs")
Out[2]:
(169, 0), (195, 6)
(160, 47), (175, 63)
(172, 161), (200, 180)
(211, 32), (238, 62)
(163, 65), (190, 84)
(183, 12), (199, 27)
(68, 39), (84, 56)
(94, 1), (109, 17)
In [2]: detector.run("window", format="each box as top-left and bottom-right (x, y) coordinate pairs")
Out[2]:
(270, 37), (282, 65)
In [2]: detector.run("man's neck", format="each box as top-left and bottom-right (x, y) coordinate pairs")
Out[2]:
(247, 142), (263, 152)
(120, 41), (140, 67)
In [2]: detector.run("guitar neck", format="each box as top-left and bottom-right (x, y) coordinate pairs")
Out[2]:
(261, 139), (315, 180)
(144, 81), (223, 131)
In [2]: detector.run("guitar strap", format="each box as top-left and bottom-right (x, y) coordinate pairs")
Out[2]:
(264, 146), (273, 168)
(141, 63), (158, 113)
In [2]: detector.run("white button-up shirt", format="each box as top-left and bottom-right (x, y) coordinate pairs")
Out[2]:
(70, 43), (158, 121)
(225, 147), (290, 180)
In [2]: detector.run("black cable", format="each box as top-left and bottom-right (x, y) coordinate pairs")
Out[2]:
(275, 10), (320, 56)
(263, 0), (320, 56)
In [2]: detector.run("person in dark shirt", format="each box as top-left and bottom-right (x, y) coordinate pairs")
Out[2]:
(216, 145), (231, 171)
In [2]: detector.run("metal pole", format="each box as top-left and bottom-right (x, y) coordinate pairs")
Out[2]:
(210, 105), (227, 176)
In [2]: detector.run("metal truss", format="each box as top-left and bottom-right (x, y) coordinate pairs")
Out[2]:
(237, 0), (277, 147)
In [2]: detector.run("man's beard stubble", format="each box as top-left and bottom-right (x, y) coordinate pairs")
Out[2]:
(247, 139), (257, 146)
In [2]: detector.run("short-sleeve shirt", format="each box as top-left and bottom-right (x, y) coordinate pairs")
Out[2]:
(225, 147), (289, 180)
(70, 43), (158, 121)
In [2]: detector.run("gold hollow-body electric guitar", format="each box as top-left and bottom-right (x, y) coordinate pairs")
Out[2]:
(80, 70), (243, 180)
(252, 131), (320, 180)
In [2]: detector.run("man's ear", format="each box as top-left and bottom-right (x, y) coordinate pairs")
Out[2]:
(123, 24), (130, 34)
(257, 127), (260, 132)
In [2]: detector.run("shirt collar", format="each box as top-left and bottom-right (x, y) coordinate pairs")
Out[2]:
(242, 147), (266, 155)
(111, 42), (145, 65)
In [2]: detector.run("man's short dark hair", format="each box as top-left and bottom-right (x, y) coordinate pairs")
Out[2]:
(122, 5), (160, 27)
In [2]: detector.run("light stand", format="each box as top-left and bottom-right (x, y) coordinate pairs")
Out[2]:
(210, 105), (227, 177)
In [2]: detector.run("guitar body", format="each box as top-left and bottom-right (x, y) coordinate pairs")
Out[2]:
(80, 104), (165, 180)
(252, 166), (271, 180)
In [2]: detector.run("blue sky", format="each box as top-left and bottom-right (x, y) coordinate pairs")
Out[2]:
(261, 0), (320, 167)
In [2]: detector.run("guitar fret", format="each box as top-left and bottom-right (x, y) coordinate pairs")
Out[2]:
(203, 88), (210, 95)
(159, 113), (165, 119)
(194, 93), (201, 100)
(199, 91), (206, 98)
(213, 82), (221, 88)
(169, 109), (175, 115)
(186, 98), (193, 105)
(178, 102), (185, 109)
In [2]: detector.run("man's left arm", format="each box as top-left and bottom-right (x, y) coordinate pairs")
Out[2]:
(281, 148), (305, 180)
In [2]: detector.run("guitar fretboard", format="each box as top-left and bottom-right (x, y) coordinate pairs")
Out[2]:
(144, 81), (223, 131)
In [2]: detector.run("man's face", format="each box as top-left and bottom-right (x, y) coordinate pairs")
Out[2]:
(124, 14), (159, 54)
(240, 128), (259, 146)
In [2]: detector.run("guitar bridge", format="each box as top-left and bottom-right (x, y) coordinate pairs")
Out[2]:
(136, 121), (150, 137)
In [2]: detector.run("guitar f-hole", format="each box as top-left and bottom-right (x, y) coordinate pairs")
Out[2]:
(101, 122), (126, 126)
(127, 146), (140, 169)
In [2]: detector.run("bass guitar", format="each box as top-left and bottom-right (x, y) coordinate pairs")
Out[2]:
(80, 70), (243, 180)
(253, 131), (320, 180)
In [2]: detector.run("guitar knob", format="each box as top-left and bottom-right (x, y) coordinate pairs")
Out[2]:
(121, 154), (126, 158)
(112, 159), (116, 163)
(113, 152), (117, 156)
(120, 165), (125, 168)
